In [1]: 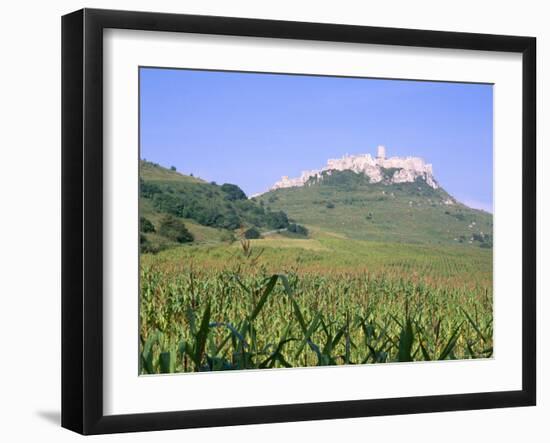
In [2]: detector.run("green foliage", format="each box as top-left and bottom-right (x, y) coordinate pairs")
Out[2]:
(140, 234), (168, 254)
(265, 210), (289, 229)
(140, 178), (161, 198)
(140, 216), (155, 233)
(158, 215), (194, 243)
(473, 232), (493, 248)
(398, 317), (414, 362)
(219, 229), (236, 244)
(380, 167), (402, 180)
(139, 264), (493, 373)
(287, 223), (308, 237)
(259, 178), (493, 246)
(139, 160), (291, 233)
(221, 183), (247, 201)
(243, 227), (261, 239)
(447, 211), (466, 221)
(170, 165), (177, 171)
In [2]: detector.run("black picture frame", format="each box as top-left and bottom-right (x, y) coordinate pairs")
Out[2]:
(61, 8), (536, 435)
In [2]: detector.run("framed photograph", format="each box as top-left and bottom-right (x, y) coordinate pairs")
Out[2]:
(61, 8), (536, 435)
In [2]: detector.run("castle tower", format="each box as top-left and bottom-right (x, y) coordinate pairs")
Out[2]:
(377, 145), (386, 160)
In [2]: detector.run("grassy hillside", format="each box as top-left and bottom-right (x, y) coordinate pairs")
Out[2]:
(139, 160), (301, 251)
(140, 160), (207, 183)
(256, 170), (492, 247)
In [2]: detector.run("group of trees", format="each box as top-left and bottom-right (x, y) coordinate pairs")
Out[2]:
(158, 215), (194, 243)
(140, 178), (292, 232)
(243, 227), (261, 239)
(139, 166), (312, 252)
(265, 210), (289, 229)
(244, 223), (308, 240)
(220, 183), (247, 201)
(139, 215), (194, 253)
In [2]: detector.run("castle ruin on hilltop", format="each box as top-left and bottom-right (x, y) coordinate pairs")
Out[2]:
(269, 145), (439, 192)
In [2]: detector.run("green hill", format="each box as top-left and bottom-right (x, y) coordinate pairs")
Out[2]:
(256, 169), (492, 247)
(139, 160), (297, 251)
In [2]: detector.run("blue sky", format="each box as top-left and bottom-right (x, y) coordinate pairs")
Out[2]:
(140, 68), (493, 212)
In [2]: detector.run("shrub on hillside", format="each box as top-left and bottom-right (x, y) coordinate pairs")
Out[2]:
(266, 210), (289, 229)
(243, 227), (261, 239)
(158, 215), (194, 243)
(140, 234), (167, 254)
(221, 183), (247, 201)
(220, 230), (236, 244)
(287, 223), (308, 237)
(140, 216), (155, 233)
(140, 179), (162, 198)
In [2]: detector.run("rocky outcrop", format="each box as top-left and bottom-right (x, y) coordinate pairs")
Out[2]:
(267, 147), (439, 192)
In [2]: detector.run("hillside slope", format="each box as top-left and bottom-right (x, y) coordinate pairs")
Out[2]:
(139, 161), (298, 251)
(256, 170), (492, 247)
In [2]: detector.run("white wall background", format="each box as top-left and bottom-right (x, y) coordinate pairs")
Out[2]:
(0, 0), (546, 441)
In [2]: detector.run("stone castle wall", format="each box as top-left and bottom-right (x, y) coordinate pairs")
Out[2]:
(268, 148), (438, 192)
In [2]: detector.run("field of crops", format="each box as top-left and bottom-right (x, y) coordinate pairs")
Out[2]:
(139, 236), (493, 374)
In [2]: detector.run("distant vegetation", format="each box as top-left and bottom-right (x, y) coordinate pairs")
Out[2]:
(158, 215), (194, 244)
(259, 169), (492, 247)
(140, 160), (292, 236)
(287, 223), (308, 237)
(220, 183), (247, 201)
(140, 216), (155, 233)
(243, 227), (261, 239)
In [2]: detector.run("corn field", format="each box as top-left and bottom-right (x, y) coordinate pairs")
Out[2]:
(139, 241), (493, 374)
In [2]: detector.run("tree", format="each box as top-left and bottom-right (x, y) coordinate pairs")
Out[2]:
(287, 223), (308, 236)
(140, 216), (155, 233)
(158, 215), (194, 243)
(220, 183), (247, 201)
(221, 212), (241, 230)
(170, 165), (177, 171)
(243, 227), (261, 239)
(220, 230), (236, 244)
(140, 234), (166, 254)
(266, 210), (289, 229)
